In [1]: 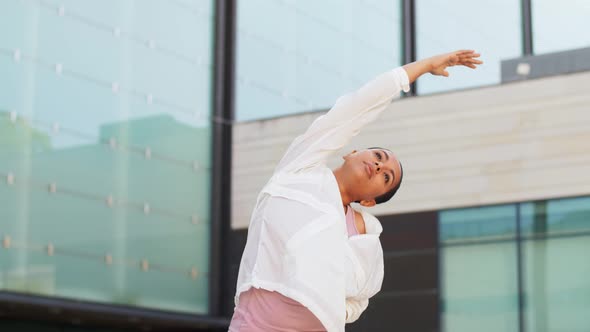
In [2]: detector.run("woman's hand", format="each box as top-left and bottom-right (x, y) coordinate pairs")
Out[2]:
(403, 49), (483, 83)
(428, 50), (483, 77)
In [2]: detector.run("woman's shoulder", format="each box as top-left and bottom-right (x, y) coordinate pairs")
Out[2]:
(353, 210), (367, 235)
(352, 208), (383, 235)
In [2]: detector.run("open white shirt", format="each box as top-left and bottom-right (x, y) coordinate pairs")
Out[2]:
(234, 67), (410, 332)
(344, 208), (386, 323)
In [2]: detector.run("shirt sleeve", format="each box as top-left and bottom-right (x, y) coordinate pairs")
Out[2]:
(274, 67), (410, 174)
(345, 298), (369, 323)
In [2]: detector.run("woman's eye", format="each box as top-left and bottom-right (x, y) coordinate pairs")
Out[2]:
(375, 152), (382, 160)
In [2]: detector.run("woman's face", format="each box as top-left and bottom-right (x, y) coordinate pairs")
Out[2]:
(341, 148), (402, 205)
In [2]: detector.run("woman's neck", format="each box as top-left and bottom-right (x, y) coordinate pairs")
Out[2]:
(332, 168), (354, 209)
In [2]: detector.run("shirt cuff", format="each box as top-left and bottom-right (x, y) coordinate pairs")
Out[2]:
(393, 67), (411, 93)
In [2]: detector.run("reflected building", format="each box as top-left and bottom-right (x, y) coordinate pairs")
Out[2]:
(0, 113), (211, 313)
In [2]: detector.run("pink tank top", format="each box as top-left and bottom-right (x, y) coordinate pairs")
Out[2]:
(345, 205), (360, 237)
(228, 206), (360, 331)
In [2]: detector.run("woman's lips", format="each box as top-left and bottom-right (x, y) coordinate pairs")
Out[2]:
(364, 162), (373, 179)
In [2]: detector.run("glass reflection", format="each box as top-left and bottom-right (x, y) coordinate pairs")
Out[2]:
(439, 205), (519, 332)
(416, 0), (521, 94)
(236, 0), (402, 121)
(521, 197), (590, 331)
(533, 0), (590, 54)
(0, 0), (213, 313)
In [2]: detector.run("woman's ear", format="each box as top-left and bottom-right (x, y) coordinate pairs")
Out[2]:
(359, 199), (376, 207)
(342, 150), (357, 160)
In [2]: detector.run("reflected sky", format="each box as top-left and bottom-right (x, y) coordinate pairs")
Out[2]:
(416, 0), (521, 95)
(236, 0), (402, 121)
(533, 0), (590, 54)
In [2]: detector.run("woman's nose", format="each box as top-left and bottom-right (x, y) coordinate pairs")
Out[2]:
(374, 161), (382, 172)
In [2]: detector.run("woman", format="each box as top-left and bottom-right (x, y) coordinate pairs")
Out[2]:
(229, 50), (482, 331)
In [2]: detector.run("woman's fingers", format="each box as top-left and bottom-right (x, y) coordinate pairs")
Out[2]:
(430, 50), (481, 76)
(464, 53), (482, 60)
(459, 58), (482, 64)
(457, 52), (480, 59)
(451, 53), (483, 69)
(456, 53), (483, 67)
(455, 49), (475, 55)
(460, 60), (481, 68)
(465, 58), (483, 66)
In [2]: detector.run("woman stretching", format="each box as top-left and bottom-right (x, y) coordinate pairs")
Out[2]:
(229, 50), (482, 332)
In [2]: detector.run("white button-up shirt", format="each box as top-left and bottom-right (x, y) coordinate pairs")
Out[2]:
(234, 67), (410, 332)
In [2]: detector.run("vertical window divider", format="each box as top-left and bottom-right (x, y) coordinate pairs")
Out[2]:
(211, 0), (237, 317)
(402, 0), (417, 96)
(516, 203), (526, 332)
(521, 0), (533, 55)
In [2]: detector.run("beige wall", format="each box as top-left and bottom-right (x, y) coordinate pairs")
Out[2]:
(232, 71), (590, 229)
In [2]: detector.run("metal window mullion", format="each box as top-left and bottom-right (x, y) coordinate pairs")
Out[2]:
(402, 0), (416, 96)
(522, 0), (533, 55)
(210, 0), (237, 318)
(516, 203), (526, 332)
(436, 211), (444, 332)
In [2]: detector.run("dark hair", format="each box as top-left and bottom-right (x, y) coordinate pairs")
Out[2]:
(369, 147), (403, 204)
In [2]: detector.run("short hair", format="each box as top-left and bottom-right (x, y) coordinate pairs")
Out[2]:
(369, 147), (403, 204)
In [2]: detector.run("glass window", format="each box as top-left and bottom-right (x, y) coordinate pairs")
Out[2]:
(520, 196), (590, 236)
(440, 205), (517, 244)
(0, 0), (214, 313)
(520, 197), (590, 331)
(533, 0), (590, 54)
(235, 0), (402, 121)
(416, 0), (521, 95)
(439, 205), (519, 332)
